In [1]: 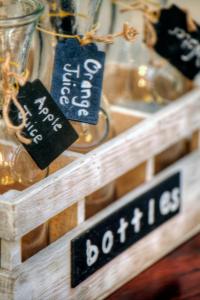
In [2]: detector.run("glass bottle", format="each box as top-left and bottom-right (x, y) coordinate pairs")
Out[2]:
(70, 0), (116, 219)
(0, 0), (49, 261)
(103, 0), (192, 112)
(47, 0), (116, 219)
(0, 0), (46, 190)
(28, 1), (78, 245)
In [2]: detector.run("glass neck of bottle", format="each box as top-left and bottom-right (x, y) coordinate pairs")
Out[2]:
(0, 1), (43, 72)
(47, 0), (111, 151)
(0, 21), (37, 110)
(0, 0), (43, 112)
(73, 0), (101, 35)
(48, 0), (101, 35)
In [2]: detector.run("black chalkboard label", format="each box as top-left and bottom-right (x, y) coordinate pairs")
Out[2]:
(51, 39), (105, 125)
(154, 5), (200, 79)
(12, 79), (79, 169)
(71, 172), (181, 287)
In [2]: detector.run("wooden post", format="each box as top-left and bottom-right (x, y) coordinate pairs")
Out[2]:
(1, 239), (21, 271)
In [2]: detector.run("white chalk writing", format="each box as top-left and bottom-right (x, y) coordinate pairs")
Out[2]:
(168, 27), (200, 67)
(59, 59), (102, 118)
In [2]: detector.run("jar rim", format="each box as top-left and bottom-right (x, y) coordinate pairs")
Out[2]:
(0, 0), (44, 26)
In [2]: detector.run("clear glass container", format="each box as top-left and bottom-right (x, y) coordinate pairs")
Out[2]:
(103, 0), (192, 112)
(46, 0), (117, 219)
(0, 0), (46, 189)
(0, 0), (48, 261)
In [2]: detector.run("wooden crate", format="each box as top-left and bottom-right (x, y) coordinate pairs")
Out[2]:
(0, 89), (200, 299)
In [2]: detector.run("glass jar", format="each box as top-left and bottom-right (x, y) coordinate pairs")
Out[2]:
(0, 0), (49, 261)
(103, 0), (192, 112)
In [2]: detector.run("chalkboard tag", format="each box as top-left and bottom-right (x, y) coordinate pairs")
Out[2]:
(51, 38), (105, 125)
(71, 172), (181, 287)
(11, 79), (79, 170)
(153, 5), (200, 80)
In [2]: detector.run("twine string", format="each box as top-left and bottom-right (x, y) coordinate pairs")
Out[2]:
(1, 53), (31, 145)
(36, 22), (138, 45)
(80, 23), (138, 45)
(112, 0), (160, 48)
(46, 8), (137, 41)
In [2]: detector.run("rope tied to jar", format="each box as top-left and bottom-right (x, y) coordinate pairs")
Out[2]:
(1, 52), (31, 145)
(36, 22), (138, 45)
(112, 0), (160, 48)
(80, 23), (138, 45)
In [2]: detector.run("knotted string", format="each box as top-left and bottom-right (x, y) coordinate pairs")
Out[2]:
(45, 8), (138, 43)
(1, 53), (31, 145)
(36, 22), (137, 45)
(80, 23), (138, 45)
(112, 0), (160, 48)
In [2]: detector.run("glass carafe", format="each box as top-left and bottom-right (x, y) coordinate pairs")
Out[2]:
(104, 0), (192, 112)
(0, 0), (46, 190)
(0, 0), (49, 261)
(47, 0), (116, 219)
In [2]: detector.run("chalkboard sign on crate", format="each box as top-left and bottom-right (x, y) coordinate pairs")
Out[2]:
(0, 88), (200, 299)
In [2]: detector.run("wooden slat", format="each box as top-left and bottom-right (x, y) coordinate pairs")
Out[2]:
(0, 270), (15, 300)
(0, 150), (200, 299)
(0, 198), (15, 241)
(111, 105), (152, 119)
(1, 240), (21, 271)
(77, 199), (85, 225)
(0, 89), (200, 240)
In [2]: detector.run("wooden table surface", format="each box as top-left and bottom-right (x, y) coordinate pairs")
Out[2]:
(107, 234), (200, 300)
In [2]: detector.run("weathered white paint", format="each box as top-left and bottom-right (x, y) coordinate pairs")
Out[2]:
(0, 150), (200, 299)
(0, 89), (200, 241)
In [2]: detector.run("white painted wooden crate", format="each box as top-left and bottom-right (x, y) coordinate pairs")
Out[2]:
(0, 89), (200, 299)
